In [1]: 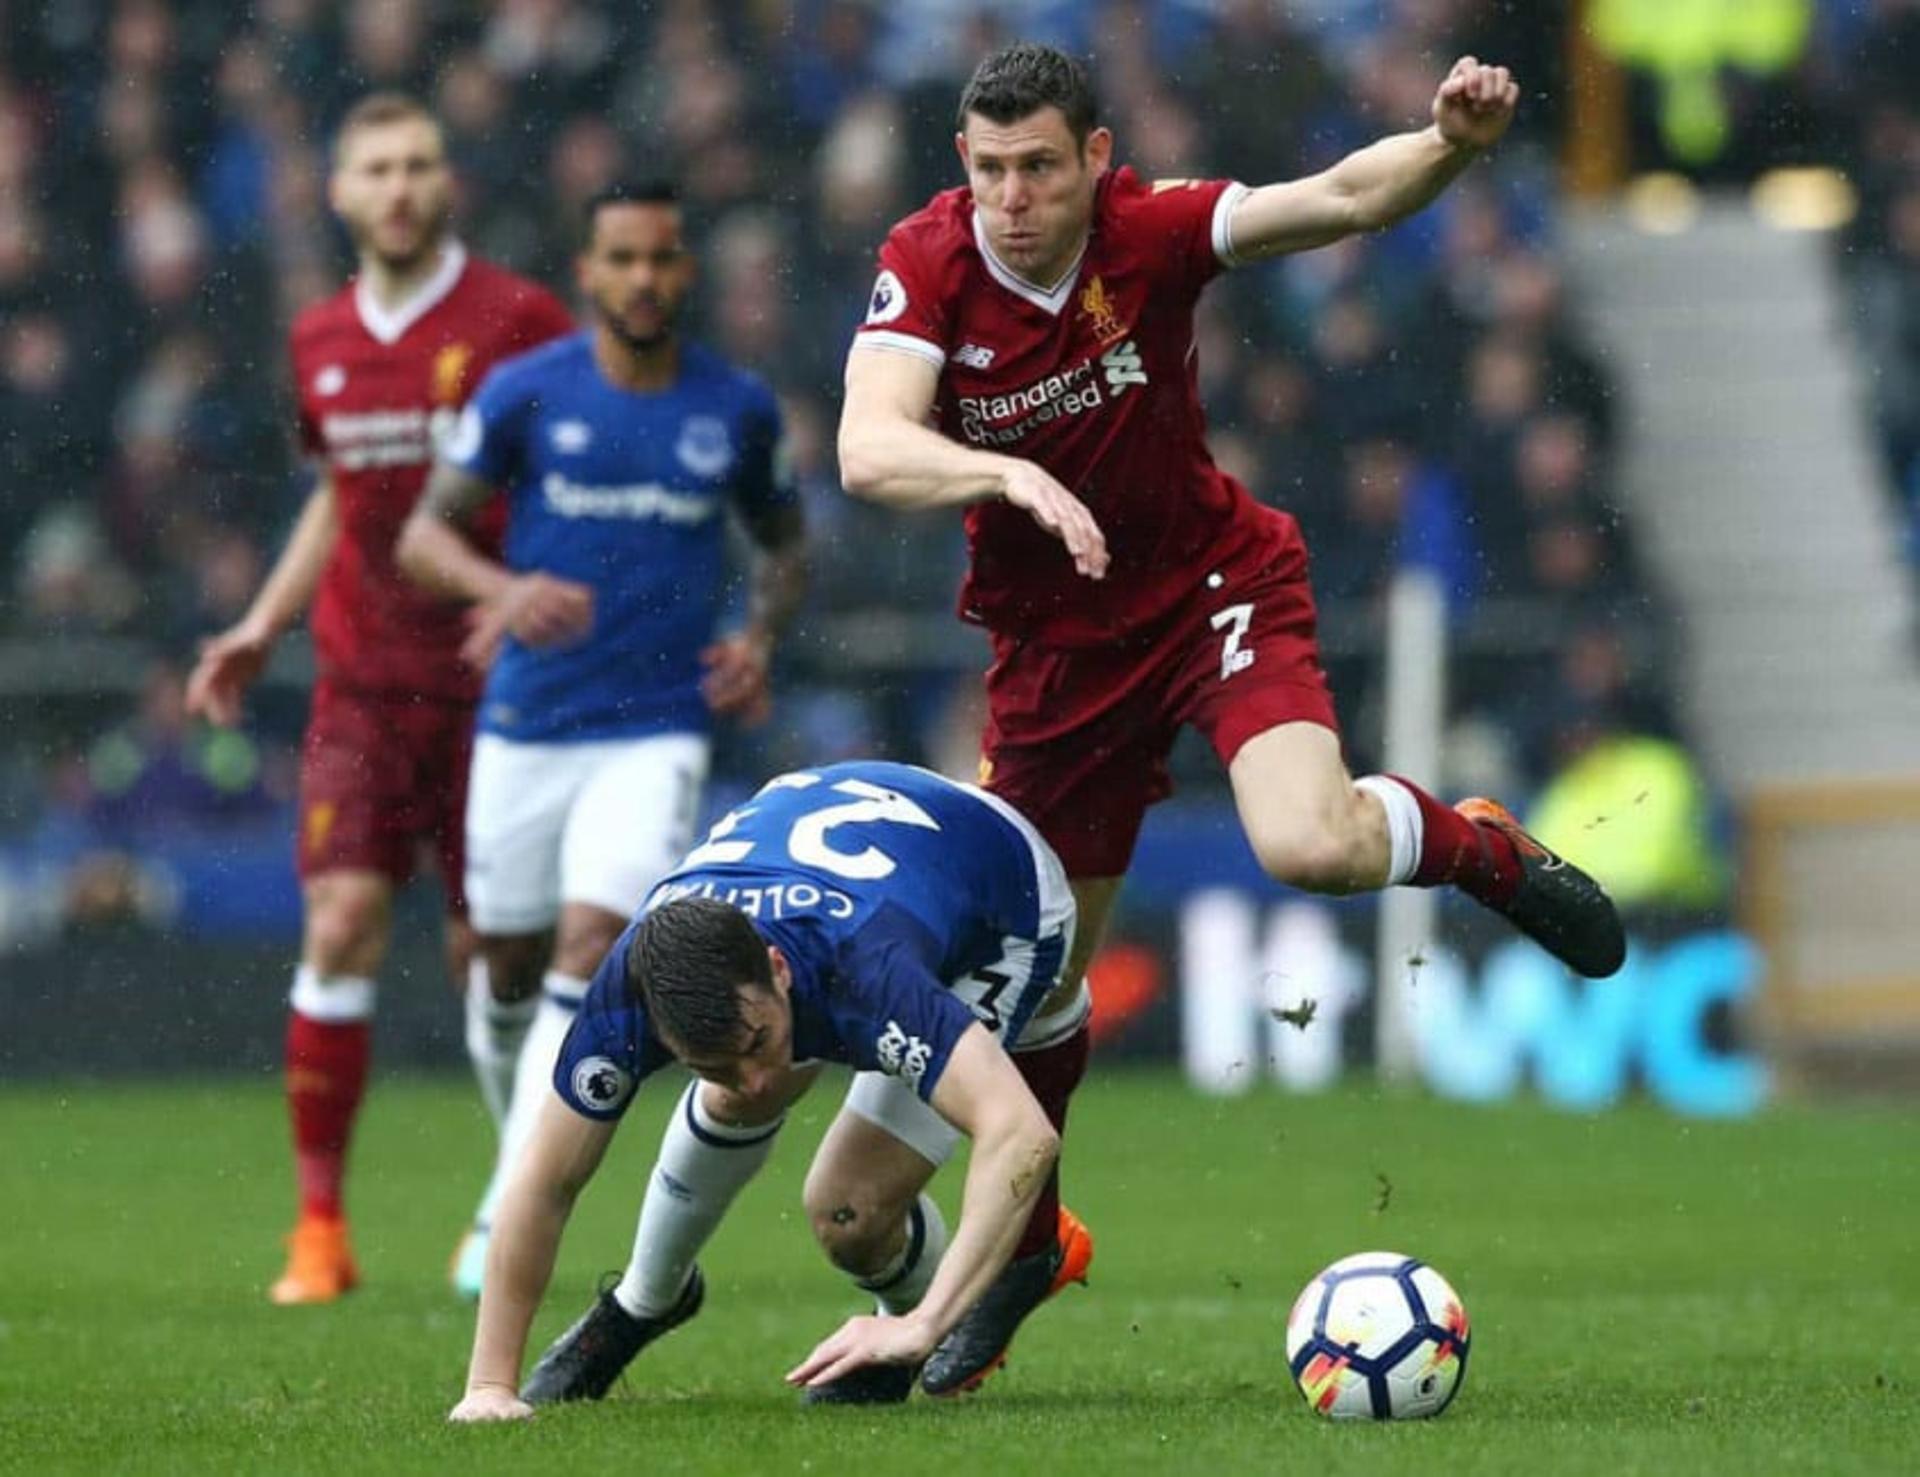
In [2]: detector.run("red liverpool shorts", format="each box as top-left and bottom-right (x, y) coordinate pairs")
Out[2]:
(980, 510), (1339, 878)
(296, 677), (474, 911)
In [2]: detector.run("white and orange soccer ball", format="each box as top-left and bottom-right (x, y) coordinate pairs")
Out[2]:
(1285, 1252), (1471, 1420)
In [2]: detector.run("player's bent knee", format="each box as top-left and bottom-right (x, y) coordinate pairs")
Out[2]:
(802, 1183), (906, 1276)
(1249, 825), (1368, 895)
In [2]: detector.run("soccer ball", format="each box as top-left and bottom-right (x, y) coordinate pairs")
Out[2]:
(1285, 1251), (1470, 1420)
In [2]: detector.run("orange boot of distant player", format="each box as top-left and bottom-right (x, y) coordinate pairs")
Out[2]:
(269, 1215), (360, 1305)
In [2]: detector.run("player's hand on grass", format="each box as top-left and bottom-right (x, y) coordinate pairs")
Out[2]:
(185, 618), (275, 727)
(448, 1385), (534, 1423)
(786, 1313), (935, 1389)
(701, 626), (774, 726)
(463, 571), (594, 668)
(1000, 461), (1109, 580)
(1432, 56), (1518, 152)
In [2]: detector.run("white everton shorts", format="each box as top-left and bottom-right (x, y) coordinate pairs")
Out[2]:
(843, 788), (1084, 1168)
(465, 731), (710, 935)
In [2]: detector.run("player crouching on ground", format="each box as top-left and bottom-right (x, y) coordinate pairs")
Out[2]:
(449, 761), (1090, 1421)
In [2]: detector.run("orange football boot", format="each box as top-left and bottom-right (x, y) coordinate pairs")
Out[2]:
(268, 1215), (360, 1305)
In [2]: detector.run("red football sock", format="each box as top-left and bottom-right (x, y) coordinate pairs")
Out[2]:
(285, 1010), (371, 1222)
(1387, 773), (1523, 907)
(1010, 1022), (1091, 1259)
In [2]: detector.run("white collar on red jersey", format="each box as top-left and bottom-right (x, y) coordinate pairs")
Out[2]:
(971, 210), (1085, 316)
(353, 239), (469, 345)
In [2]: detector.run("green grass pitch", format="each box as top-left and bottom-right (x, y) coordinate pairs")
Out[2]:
(2, 1070), (1914, 1474)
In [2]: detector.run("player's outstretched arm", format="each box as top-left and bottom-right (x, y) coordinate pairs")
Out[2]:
(786, 1026), (1059, 1388)
(1227, 55), (1519, 260)
(185, 477), (338, 728)
(451, 1093), (617, 1422)
(839, 347), (1109, 579)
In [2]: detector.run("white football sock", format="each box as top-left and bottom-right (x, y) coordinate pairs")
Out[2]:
(855, 1193), (948, 1316)
(463, 959), (537, 1130)
(473, 971), (589, 1230)
(1355, 775), (1425, 887)
(613, 1079), (784, 1318)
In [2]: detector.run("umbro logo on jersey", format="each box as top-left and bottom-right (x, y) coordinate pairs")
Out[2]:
(313, 365), (346, 396)
(550, 418), (592, 454)
(952, 343), (996, 369)
(875, 1020), (932, 1090)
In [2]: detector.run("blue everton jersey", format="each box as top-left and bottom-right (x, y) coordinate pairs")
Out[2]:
(554, 762), (1069, 1120)
(446, 333), (794, 742)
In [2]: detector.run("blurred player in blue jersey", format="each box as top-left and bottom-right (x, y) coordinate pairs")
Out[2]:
(398, 180), (808, 1299)
(446, 761), (1091, 1421)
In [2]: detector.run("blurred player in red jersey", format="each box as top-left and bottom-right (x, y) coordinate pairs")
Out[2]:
(186, 94), (574, 1305)
(838, 44), (1626, 1394)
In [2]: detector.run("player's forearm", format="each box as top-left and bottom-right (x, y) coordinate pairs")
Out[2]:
(396, 511), (512, 605)
(465, 1178), (573, 1393)
(904, 1115), (1059, 1347)
(745, 541), (809, 640)
(1331, 125), (1479, 234)
(838, 411), (1014, 511)
(1232, 126), (1480, 260)
(244, 480), (337, 637)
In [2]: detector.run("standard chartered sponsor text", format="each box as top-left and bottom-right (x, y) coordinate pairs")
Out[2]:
(957, 358), (1109, 447)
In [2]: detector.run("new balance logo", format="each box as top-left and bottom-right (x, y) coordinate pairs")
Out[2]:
(953, 343), (996, 369)
(1101, 340), (1147, 394)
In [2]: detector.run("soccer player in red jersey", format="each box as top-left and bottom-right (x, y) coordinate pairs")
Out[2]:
(837, 44), (1626, 1393)
(185, 94), (574, 1304)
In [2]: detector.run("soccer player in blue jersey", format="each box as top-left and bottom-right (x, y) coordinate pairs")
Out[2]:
(446, 761), (1089, 1421)
(398, 180), (809, 1298)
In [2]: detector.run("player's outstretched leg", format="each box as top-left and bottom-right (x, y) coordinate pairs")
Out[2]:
(919, 1204), (1094, 1397)
(521, 1269), (705, 1404)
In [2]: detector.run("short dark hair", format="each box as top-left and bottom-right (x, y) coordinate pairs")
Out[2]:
(582, 178), (680, 248)
(628, 897), (771, 1056)
(957, 42), (1098, 145)
(333, 92), (440, 166)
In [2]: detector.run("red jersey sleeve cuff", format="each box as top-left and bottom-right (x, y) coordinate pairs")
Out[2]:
(852, 330), (947, 367)
(1212, 182), (1252, 269)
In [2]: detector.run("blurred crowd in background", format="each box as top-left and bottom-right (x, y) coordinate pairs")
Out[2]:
(5, 0), (1910, 921)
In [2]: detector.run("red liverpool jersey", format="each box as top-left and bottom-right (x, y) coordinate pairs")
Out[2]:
(289, 243), (573, 700)
(853, 166), (1265, 647)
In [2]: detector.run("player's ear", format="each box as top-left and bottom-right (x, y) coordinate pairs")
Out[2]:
(955, 131), (971, 173)
(1083, 126), (1114, 176)
(766, 945), (791, 999)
